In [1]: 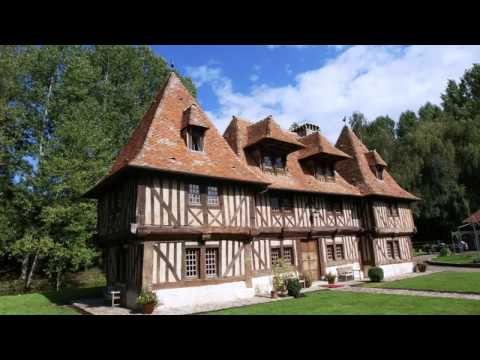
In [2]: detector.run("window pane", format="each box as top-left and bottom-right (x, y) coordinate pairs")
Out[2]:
(185, 248), (199, 279)
(271, 247), (281, 266)
(271, 197), (280, 212)
(189, 128), (204, 152)
(393, 241), (401, 258)
(207, 186), (219, 206)
(274, 157), (284, 169)
(281, 197), (293, 211)
(205, 248), (218, 278)
(283, 246), (294, 265)
(263, 155), (273, 168)
(335, 244), (344, 260)
(387, 242), (393, 258)
(189, 184), (201, 205)
(326, 245), (334, 261)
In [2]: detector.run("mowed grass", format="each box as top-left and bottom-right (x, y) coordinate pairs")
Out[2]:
(209, 290), (480, 315)
(433, 252), (480, 264)
(362, 272), (480, 294)
(0, 287), (103, 315)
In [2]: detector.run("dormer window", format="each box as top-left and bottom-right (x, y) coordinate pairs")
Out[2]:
(182, 104), (209, 152)
(373, 165), (384, 180)
(314, 161), (335, 182)
(261, 153), (286, 175)
(187, 127), (205, 152)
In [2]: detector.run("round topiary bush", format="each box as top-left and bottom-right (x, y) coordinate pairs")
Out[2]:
(286, 278), (303, 298)
(368, 267), (384, 282)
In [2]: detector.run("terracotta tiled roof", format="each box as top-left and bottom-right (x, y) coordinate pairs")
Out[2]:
(464, 210), (480, 224)
(335, 126), (419, 201)
(245, 115), (305, 151)
(297, 131), (351, 161)
(223, 117), (362, 197)
(182, 104), (210, 129)
(86, 73), (268, 196)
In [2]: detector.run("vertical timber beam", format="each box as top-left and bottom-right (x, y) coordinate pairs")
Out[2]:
(243, 240), (253, 288)
(142, 241), (153, 291)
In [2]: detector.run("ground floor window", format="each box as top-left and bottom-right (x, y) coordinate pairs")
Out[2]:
(326, 241), (346, 262)
(270, 245), (295, 266)
(185, 248), (200, 279)
(184, 246), (220, 280)
(205, 248), (219, 278)
(387, 240), (401, 259)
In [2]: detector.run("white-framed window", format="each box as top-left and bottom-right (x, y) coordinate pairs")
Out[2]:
(188, 184), (201, 206)
(326, 245), (334, 261)
(185, 248), (200, 279)
(188, 127), (205, 152)
(207, 186), (219, 207)
(205, 248), (219, 278)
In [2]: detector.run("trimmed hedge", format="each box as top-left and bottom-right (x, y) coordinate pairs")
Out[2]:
(368, 267), (384, 282)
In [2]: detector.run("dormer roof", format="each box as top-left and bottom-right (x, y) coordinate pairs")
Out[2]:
(244, 115), (305, 153)
(182, 103), (210, 129)
(365, 149), (387, 167)
(297, 131), (351, 162)
(335, 126), (419, 201)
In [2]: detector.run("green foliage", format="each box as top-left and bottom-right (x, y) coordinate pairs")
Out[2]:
(368, 267), (384, 282)
(439, 246), (451, 257)
(0, 45), (197, 289)
(286, 278), (303, 298)
(272, 257), (295, 292)
(325, 272), (336, 284)
(137, 290), (158, 306)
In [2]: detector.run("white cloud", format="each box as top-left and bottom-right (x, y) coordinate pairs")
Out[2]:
(187, 45), (480, 142)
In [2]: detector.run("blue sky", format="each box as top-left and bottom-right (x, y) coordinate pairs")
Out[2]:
(152, 45), (480, 142)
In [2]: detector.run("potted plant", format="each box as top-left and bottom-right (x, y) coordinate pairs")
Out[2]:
(271, 257), (294, 297)
(137, 290), (158, 314)
(325, 272), (336, 285)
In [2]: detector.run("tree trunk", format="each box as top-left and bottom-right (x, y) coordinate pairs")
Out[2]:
(56, 271), (62, 292)
(25, 250), (39, 290)
(19, 255), (29, 280)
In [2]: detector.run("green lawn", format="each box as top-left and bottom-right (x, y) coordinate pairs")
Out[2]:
(362, 272), (480, 293)
(0, 287), (103, 315)
(209, 290), (480, 315)
(433, 252), (480, 264)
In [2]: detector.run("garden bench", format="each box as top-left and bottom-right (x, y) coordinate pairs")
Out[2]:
(104, 287), (121, 307)
(336, 266), (354, 282)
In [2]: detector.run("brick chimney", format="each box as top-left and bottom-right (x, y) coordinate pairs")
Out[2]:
(292, 123), (320, 137)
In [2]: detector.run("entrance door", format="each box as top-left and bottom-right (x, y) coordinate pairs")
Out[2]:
(300, 240), (320, 281)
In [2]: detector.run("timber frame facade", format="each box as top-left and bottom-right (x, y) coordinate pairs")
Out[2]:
(85, 72), (420, 309)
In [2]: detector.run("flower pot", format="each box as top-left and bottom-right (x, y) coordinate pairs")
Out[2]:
(271, 290), (278, 299)
(327, 279), (336, 285)
(142, 303), (156, 314)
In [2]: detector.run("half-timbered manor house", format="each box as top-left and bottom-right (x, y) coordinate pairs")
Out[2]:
(85, 72), (419, 309)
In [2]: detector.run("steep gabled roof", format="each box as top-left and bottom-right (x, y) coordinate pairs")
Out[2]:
(464, 210), (480, 224)
(297, 131), (351, 161)
(86, 73), (268, 197)
(245, 115), (305, 151)
(335, 126), (419, 201)
(223, 117), (362, 197)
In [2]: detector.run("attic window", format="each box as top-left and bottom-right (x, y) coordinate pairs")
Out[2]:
(262, 153), (286, 175)
(185, 127), (206, 152)
(373, 165), (384, 180)
(314, 161), (335, 182)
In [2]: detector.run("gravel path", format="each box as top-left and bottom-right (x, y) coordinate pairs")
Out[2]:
(335, 284), (480, 301)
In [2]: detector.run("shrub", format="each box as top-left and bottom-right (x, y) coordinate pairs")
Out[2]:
(416, 262), (427, 272)
(439, 246), (450, 257)
(272, 257), (295, 293)
(286, 278), (303, 298)
(325, 272), (336, 284)
(302, 271), (313, 288)
(472, 257), (480, 264)
(368, 267), (384, 282)
(137, 290), (158, 306)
